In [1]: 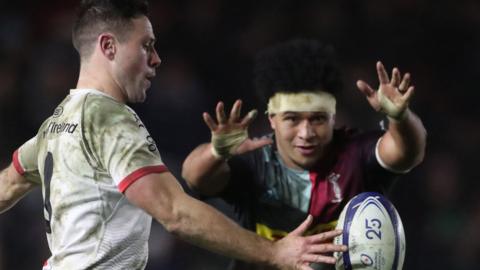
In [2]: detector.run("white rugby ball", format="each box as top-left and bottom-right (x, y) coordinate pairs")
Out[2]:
(333, 192), (405, 270)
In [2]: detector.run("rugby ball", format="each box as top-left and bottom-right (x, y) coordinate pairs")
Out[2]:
(333, 192), (405, 270)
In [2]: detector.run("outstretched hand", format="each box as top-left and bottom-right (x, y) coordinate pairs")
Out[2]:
(356, 61), (415, 121)
(271, 215), (347, 270)
(203, 100), (272, 159)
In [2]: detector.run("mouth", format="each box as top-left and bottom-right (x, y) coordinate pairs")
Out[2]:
(146, 71), (156, 79)
(295, 145), (317, 156)
(146, 73), (155, 81)
(144, 74), (155, 89)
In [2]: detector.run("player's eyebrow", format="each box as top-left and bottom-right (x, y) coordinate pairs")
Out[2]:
(147, 37), (156, 45)
(282, 111), (299, 115)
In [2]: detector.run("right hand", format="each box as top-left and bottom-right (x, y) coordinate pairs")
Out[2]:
(356, 61), (415, 121)
(270, 215), (347, 270)
(203, 100), (273, 159)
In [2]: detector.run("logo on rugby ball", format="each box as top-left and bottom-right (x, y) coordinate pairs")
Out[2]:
(360, 254), (373, 266)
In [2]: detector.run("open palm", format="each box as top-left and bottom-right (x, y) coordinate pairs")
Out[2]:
(203, 100), (272, 156)
(356, 61), (415, 119)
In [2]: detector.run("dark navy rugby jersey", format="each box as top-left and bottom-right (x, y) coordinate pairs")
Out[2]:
(221, 128), (399, 240)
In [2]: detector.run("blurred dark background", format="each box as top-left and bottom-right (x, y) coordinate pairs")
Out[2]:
(0, 0), (479, 269)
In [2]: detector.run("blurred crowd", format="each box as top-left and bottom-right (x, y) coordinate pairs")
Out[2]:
(0, 0), (479, 269)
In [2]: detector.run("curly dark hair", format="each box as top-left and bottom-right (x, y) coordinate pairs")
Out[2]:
(254, 39), (342, 103)
(72, 0), (149, 59)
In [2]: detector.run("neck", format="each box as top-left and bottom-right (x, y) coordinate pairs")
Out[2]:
(76, 60), (126, 103)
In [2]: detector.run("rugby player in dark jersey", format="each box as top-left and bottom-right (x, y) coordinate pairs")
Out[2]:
(182, 39), (427, 269)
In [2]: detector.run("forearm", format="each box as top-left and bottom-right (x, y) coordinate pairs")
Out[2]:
(126, 174), (274, 266)
(0, 165), (36, 213)
(164, 192), (274, 265)
(182, 143), (230, 195)
(0, 168), (13, 213)
(381, 109), (427, 169)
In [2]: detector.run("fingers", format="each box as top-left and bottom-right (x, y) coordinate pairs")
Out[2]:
(240, 109), (258, 127)
(215, 101), (227, 124)
(371, 62), (412, 91)
(307, 243), (348, 254)
(290, 215), (313, 236)
(356, 80), (375, 97)
(376, 61), (389, 85)
(390, 67), (401, 86)
(298, 264), (315, 270)
(216, 100), (254, 126)
(229, 99), (242, 123)
(300, 234), (347, 266)
(398, 73), (411, 93)
(243, 137), (273, 152)
(301, 254), (337, 265)
(202, 112), (217, 131)
(401, 86), (415, 102)
(251, 137), (274, 148)
(307, 229), (343, 243)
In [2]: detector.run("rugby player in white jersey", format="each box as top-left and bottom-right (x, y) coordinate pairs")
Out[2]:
(0, 0), (347, 269)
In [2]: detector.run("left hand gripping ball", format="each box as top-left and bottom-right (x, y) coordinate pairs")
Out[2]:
(334, 192), (406, 270)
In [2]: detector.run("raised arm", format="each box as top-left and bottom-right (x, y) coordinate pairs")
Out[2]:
(125, 172), (347, 269)
(356, 61), (427, 172)
(0, 163), (38, 214)
(182, 100), (272, 196)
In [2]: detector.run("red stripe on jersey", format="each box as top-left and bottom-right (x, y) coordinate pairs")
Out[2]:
(12, 150), (25, 175)
(308, 171), (338, 223)
(118, 165), (168, 193)
(308, 171), (327, 217)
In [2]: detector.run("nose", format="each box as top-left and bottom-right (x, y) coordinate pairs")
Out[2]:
(150, 49), (161, 68)
(297, 120), (315, 140)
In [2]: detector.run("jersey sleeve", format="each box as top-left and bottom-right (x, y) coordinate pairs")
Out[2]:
(358, 130), (399, 192)
(12, 136), (41, 184)
(83, 95), (168, 192)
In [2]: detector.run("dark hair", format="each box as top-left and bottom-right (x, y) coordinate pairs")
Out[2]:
(254, 39), (342, 103)
(72, 0), (149, 58)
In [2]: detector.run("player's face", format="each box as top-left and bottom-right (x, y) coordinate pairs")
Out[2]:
(112, 16), (161, 103)
(269, 111), (335, 170)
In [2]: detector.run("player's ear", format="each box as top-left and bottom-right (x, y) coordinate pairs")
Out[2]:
(268, 114), (276, 130)
(98, 33), (116, 60)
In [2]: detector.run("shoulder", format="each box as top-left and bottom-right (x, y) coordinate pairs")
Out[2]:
(331, 127), (385, 160)
(82, 93), (145, 131)
(84, 94), (129, 121)
(334, 127), (383, 145)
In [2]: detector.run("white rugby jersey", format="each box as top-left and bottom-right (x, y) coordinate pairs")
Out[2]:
(12, 89), (168, 270)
